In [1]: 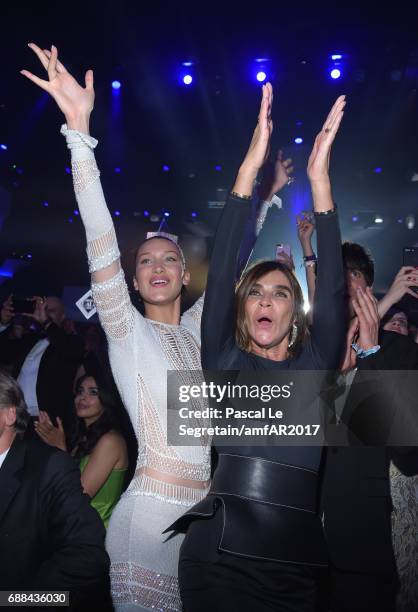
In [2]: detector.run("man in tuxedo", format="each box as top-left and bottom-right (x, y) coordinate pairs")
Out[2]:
(321, 243), (418, 612)
(0, 370), (110, 609)
(0, 295), (83, 427)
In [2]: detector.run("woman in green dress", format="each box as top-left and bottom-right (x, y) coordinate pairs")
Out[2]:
(35, 374), (128, 528)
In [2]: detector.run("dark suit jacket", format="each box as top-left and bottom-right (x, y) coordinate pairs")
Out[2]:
(0, 437), (110, 610)
(321, 331), (418, 575)
(0, 323), (83, 424)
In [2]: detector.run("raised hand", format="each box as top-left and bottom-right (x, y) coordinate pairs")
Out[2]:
(378, 266), (418, 320)
(296, 214), (315, 248)
(351, 287), (379, 351)
(259, 150), (294, 200)
(276, 251), (295, 271)
(242, 83), (273, 173)
(307, 95), (346, 184)
(21, 44), (94, 133)
(34, 411), (67, 451)
(24, 296), (48, 326)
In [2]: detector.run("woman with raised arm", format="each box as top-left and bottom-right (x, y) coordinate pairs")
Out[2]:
(22, 44), (210, 611)
(171, 84), (347, 611)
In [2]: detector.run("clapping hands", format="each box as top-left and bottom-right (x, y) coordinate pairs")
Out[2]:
(35, 410), (67, 451)
(307, 95), (346, 184)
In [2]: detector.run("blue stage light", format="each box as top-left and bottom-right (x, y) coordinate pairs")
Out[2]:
(256, 71), (267, 83)
(0, 144), (7, 150)
(330, 68), (341, 80)
(65, 167), (71, 174)
(114, 210), (121, 216)
(43, 201), (49, 207)
(114, 167), (121, 173)
(74, 210), (79, 216)
(331, 54), (343, 61)
(374, 167), (382, 173)
(294, 137), (303, 144)
(112, 80), (121, 90)
(0, 269), (13, 278)
(164, 212), (170, 217)
(143, 210), (150, 217)
(215, 165), (222, 171)
(183, 75), (193, 85)
(191, 212), (197, 217)
(162, 165), (170, 172)
(352, 215), (359, 222)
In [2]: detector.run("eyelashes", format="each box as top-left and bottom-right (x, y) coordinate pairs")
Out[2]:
(138, 256), (178, 265)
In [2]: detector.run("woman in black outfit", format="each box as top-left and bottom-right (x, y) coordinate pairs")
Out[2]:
(171, 84), (347, 611)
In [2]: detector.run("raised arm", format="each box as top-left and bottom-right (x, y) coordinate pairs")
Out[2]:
(201, 83), (273, 368)
(306, 96), (346, 367)
(21, 45), (135, 342)
(296, 214), (316, 321)
(377, 266), (418, 319)
(236, 150), (293, 277)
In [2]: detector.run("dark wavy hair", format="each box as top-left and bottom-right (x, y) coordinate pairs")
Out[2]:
(68, 374), (122, 460)
(235, 260), (309, 359)
(342, 242), (374, 287)
(0, 370), (30, 436)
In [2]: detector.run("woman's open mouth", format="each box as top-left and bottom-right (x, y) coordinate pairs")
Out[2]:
(256, 316), (273, 328)
(150, 278), (169, 287)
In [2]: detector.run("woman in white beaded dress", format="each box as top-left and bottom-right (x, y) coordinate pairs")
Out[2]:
(21, 43), (211, 611)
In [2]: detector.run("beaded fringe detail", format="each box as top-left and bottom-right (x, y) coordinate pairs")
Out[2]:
(111, 562), (181, 611)
(124, 473), (209, 507)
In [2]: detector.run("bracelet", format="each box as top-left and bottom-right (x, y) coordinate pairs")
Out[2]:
(231, 191), (252, 200)
(351, 343), (381, 358)
(303, 254), (317, 262)
(313, 205), (337, 216)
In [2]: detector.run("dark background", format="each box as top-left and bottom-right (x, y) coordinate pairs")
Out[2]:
(1, 1), (417, 318)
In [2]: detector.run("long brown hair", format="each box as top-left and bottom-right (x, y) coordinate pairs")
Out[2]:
(235, 260), (309, 358)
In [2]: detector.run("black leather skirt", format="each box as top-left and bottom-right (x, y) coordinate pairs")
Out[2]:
(165, 453), (328, 566)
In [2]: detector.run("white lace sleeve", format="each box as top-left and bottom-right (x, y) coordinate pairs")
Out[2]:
(61, 124), (135, 341)
(255, 194), (282, 236)
(91, 269), (135, 340)
(181, 292), (205, 332)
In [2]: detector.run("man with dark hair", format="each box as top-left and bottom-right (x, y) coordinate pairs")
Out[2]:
(342, 241), (375, 287)
(341, 242), (375, 320)
(321, 242), (418, 612)
(0, 370), (111, 610)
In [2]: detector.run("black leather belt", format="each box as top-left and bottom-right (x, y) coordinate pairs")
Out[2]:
(211, 453), (319, 512)
(166, 453), (328, 566)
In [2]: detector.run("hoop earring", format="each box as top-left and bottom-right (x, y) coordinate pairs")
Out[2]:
(288, 323), (298, 348)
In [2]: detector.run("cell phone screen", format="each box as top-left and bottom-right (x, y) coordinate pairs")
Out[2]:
(403, 247), (418, 268)
(12, 298), (35, 315)
(276, 244), (292, 259)
(403, 247), (418, 294)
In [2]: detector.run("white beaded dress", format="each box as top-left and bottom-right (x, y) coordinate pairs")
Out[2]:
(62, 125), (211, 611)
